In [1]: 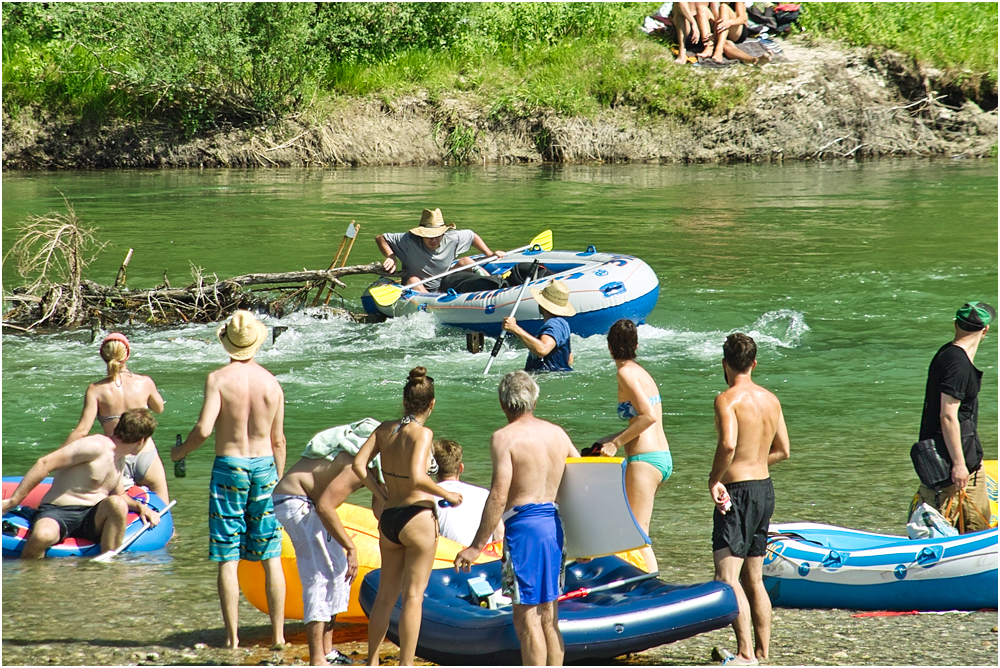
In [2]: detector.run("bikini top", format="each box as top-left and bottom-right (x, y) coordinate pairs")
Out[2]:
(382, 416), (439, 479)
(617, 395), (661, 421)
(97, 413), (121, 425)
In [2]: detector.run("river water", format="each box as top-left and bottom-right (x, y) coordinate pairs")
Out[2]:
(2, 161), (997, 665)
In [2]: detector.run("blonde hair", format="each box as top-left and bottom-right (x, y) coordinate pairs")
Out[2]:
(100, 340), (129, 381)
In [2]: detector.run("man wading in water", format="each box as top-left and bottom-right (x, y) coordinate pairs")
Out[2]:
(709, 333), (790, 666)
(172, 310), (287, 650)
(455, 371), (579, 666)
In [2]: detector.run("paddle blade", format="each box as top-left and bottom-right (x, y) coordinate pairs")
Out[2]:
(369, 283), (403, 307)
(530, 230), (553, 252)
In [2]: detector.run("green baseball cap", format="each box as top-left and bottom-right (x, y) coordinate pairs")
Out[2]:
(955, 301), (996, 331)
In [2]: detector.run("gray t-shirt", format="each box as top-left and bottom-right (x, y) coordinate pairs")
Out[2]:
(383, 229), (476, 291)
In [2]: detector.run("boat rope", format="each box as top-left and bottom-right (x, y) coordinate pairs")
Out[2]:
(765, 542), (995, 573)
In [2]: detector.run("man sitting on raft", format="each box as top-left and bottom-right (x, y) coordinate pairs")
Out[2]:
(375, 208), (505, 293)
(502, 279), (575, 372)
(2, 408), (162, 559)
(455, 371), (580, 666)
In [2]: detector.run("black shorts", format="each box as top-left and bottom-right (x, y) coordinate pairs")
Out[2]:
(712, 478), (774, 558)
(732, 25), (748, 44)
(32, 503), (103, 543)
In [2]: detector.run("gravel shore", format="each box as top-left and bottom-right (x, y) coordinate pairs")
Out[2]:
(2, 601), (995, 666)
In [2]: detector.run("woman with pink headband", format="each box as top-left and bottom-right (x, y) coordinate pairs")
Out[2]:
(63, 333), (169, 502)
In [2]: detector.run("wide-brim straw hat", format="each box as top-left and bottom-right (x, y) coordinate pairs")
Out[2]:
(218, 310), (268, 360)
(531, 279), (576, 318)
(409, 208), (456, 238)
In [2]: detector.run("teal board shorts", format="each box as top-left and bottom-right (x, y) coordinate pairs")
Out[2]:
(626, 450), (673, 482)
(209, 455), (283, 562)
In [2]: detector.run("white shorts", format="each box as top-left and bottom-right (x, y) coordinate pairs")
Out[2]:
(273, 494), (350, 623)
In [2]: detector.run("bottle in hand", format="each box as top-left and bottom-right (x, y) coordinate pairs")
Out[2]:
(174, 434), (187, 478)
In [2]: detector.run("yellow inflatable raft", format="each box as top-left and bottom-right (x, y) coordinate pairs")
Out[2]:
(239, 502), (646, 623)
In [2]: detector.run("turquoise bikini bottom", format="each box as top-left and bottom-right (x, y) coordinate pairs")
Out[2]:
(626, 450), (673, 482)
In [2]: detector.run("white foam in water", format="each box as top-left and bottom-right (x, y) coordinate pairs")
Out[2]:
(570, 309), (810, 365)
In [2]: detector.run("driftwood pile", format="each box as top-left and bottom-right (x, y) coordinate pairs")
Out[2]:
(2, 202), (389, 332)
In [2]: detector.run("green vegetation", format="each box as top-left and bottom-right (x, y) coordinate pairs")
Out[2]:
(799, 3), (998, 80)
(1, 2), (996, 138)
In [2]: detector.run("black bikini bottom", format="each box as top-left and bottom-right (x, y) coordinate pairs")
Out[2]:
(379, 504), (436, 545)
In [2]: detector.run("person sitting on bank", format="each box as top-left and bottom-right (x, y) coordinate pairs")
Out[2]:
(432, 439), (504, 547)
(914, 301), (994, 534)
(62, 333), (170, 503)
(2, 408), (162, 559)
(375, 208), (506, 293)
(501, 279), (575, 373)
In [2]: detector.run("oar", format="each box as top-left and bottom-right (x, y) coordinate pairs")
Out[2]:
(557, 570), (659, 602)
(369, 229), (553, 307)
(483, 260), (539, 375)
(93, 499), (177, 563)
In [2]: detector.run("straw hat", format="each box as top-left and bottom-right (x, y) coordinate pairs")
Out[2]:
(531, 280), (576, 318)
(409, 208), (456, 238)
(218, 310), (268, 360)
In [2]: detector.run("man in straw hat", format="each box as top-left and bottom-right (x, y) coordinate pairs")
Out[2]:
(501, 279), (575, 372)
(375, 208), (506, 293)
(172, 309), (288, 649)
(913, 300), (995, 534)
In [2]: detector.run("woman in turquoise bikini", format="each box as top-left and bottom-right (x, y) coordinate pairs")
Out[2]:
(595, 319), (672, 572)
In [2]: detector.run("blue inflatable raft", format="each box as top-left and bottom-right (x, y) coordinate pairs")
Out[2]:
(762, 522), (998, 611)
(359, 555), (738, 664)
(2, 476), (174, 558)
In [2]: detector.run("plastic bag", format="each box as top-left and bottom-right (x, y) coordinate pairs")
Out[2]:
(907, 502), (959, 540)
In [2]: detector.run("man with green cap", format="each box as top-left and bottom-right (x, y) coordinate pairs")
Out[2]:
(914, 301), (995, 533)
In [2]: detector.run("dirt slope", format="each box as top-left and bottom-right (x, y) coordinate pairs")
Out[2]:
(2, 36), (996, 169)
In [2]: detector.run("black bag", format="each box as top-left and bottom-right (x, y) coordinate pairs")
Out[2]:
(910, 438), (952, 491)
(439, 271), (504, 294)
(504, 262), (552, 288)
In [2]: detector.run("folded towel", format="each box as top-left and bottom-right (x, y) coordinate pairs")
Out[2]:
(303, 418), (381, 459)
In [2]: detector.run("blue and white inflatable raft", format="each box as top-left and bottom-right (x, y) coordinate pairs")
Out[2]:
(762, 522), (998, 611)
(359, 555), (739, 665)
(2, 476), (174, 558)
(361, 248), (660, 338)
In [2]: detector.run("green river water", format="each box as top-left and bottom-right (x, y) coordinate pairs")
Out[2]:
(2, 160), (997, 662)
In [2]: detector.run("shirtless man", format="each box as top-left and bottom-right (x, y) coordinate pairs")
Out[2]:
(709, 333), (790, 666)
(273, 450), (362, 666)
(2, 408), (161, 559)
(171, 310), (287, 650)
(455, 370), (580, 666)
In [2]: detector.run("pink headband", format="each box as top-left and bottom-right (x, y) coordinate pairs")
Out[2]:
(101, 332), (131, 361)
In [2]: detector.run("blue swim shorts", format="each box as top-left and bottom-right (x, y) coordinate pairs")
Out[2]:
(209, 455), (283, 562)
(500, 502), (565, 606)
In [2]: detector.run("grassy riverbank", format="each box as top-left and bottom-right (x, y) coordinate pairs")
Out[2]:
(2, 3), (997, 167)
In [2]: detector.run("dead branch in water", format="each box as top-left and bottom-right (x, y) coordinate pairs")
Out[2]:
(2, 201), (391, 331)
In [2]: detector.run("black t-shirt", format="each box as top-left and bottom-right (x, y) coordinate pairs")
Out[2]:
(918, 342), (983, 466)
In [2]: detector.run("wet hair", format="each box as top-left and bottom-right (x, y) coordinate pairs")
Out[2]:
(114, 407), (157, 444)
(607, 319), (638, 361)
(498, 370), (539, 417)
(433, 439), (463, 478)
(403, 366), (435, 415)
(723, 333), (757, 373)
(101, 339), (129, 381)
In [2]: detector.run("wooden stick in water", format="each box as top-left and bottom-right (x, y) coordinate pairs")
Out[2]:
(114, 248), (134, 288)
(325, 223), (360, 305)
(312, 221), (354, 307)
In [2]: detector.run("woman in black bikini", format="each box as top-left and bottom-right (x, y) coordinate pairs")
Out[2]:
(353, 367), (463, 666)
(63, 333), (169, 502)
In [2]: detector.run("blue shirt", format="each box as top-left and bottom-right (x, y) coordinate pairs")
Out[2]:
(524, 317), (572, 372)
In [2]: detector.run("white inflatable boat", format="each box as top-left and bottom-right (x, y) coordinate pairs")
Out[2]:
(361, 247), (660, 338)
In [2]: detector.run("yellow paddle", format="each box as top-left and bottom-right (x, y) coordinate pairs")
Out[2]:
(369, 230), (553, 307)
